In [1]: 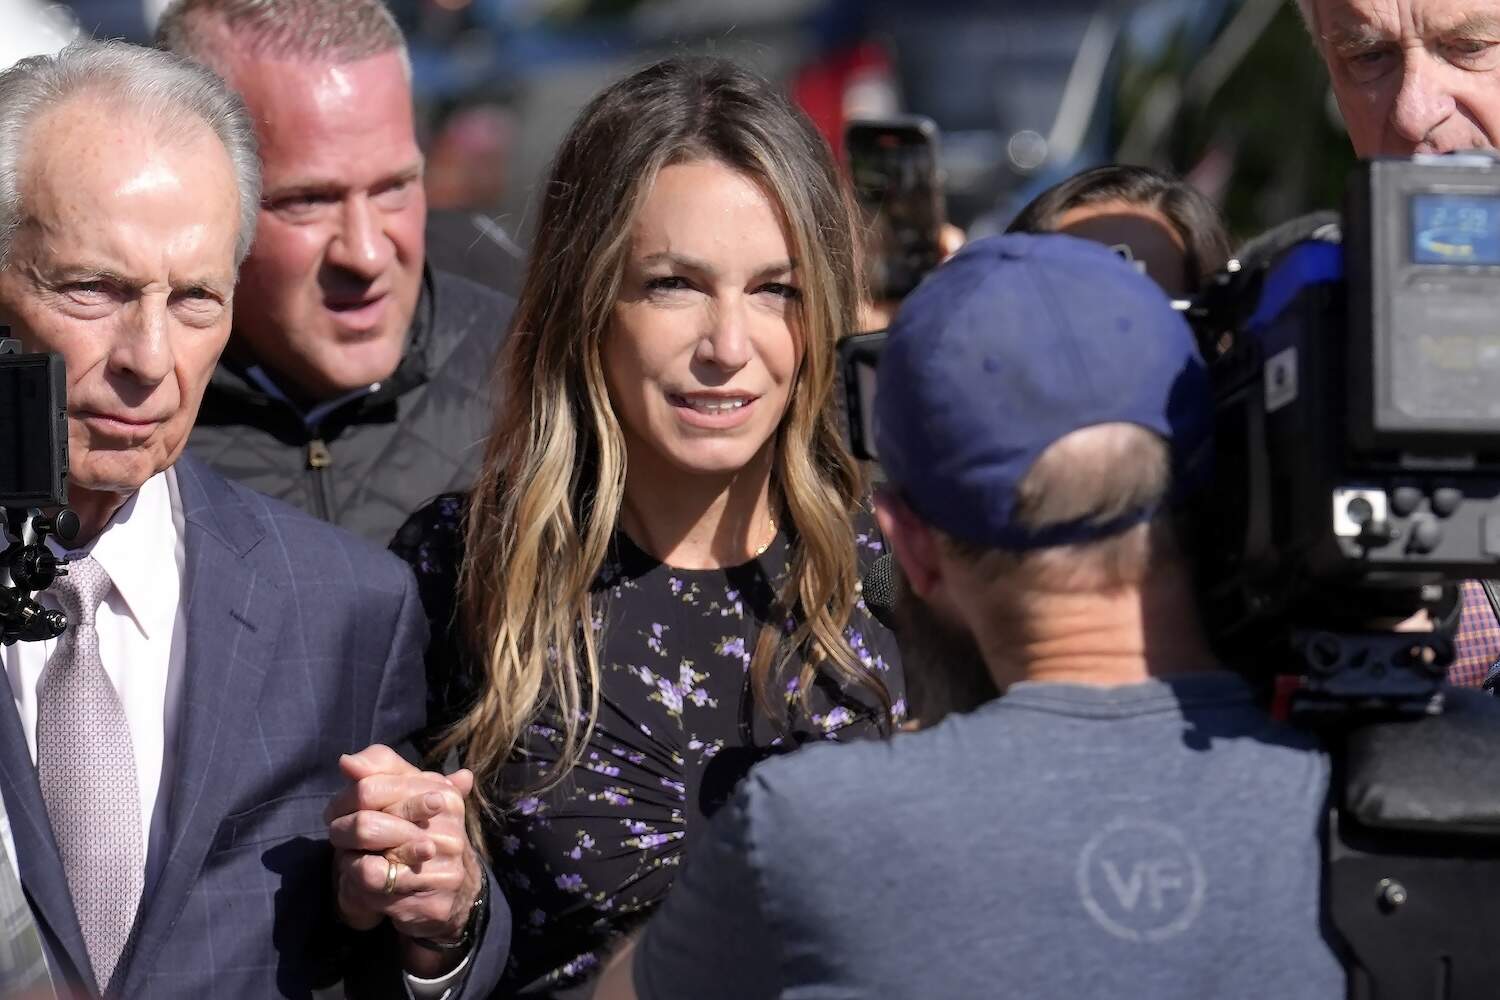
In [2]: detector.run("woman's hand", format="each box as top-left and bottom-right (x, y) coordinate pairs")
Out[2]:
(325, 744), (484, 977)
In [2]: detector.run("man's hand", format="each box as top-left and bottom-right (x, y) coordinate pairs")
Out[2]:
(325, 744), (484, 977)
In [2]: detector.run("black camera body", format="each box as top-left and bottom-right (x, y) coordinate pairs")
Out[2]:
(839, 157), (1500, 995)
(1164, 157), (1500, 998)
(840, 157), (1500, 660)
(0, 335), (67, 509)
(1187, 157), (1500, 718)
(0, 332), (75, 644)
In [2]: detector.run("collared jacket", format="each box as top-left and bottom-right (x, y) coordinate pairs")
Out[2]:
(188, 268), (513, 544)
(0, 454), (513, 998)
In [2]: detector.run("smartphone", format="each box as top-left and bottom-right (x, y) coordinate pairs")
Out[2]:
(837, 330), (886, 462)
(845, 115), (945, 301)
(0, 334), (68, 509)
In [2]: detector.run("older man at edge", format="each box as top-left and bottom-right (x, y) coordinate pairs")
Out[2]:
(0, 40), (506, 998)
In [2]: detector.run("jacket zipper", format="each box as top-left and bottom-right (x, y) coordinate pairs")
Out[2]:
(307, 436), (333, 521)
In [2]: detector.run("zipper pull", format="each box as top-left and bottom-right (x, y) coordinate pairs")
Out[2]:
(307, 438), (332, 470)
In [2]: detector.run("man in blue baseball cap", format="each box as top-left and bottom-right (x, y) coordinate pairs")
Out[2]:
(593, 234), (1345, 1000)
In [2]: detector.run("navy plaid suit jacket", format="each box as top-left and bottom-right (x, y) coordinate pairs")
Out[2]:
(0, 455), (510, 998)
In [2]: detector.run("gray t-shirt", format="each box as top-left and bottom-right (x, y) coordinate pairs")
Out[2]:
(635, 673), (1346, 999)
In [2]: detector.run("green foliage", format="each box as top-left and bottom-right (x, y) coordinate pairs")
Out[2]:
(1113, 2), (1356, 244)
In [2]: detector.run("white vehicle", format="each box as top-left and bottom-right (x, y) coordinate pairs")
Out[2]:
(0, 0), (78, 71)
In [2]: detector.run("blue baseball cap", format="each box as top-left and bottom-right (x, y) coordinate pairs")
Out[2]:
(874, 233), (1213, 550)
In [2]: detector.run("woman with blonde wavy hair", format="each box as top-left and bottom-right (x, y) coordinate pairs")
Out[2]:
(388, 55), (904, 994)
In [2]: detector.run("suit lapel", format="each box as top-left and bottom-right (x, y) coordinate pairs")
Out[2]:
(118, 457), (284, 996)
(0, 685), (92, 989)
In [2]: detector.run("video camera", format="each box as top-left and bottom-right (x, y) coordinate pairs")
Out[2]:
(0, 332), (76, 644)
(1181, 157), (1500, 998)
(844, 155), (1500, 716)
(841, 155), (1500, 998)
(1182, 154), (1500, 721)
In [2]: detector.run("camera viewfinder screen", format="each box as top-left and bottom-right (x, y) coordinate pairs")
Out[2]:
(1410, 193), (1500, 265)
(855, 356), (879, 461)
(0, 357), (56, 502)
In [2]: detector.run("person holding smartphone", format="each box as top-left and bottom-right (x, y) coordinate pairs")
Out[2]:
(846, 115), (966, 331)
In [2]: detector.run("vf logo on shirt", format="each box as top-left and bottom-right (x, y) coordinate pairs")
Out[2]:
(1075, 817), (1206, 943)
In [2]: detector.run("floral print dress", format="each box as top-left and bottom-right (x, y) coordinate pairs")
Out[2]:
(391, 495), (904, 997)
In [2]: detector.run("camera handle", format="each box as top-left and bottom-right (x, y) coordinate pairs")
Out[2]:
(1270, 629), (1500, 994)
(0, 506), (79, 645)
(1327, 687), (1500, 999)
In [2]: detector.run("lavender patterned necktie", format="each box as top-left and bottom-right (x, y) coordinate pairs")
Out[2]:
(35, 556), (144, 991)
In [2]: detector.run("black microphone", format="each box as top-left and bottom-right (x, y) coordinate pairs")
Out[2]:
(861, 553), (898, 632)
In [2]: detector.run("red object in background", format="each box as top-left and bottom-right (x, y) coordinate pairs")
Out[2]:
(1271, 674), (1305, 721)
(791, 40), (895, 161)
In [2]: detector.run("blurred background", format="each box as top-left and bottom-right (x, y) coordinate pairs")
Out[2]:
(12, 0), (1355, 250)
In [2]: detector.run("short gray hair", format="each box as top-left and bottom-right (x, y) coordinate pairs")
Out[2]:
(947, 423), (1179, 593)
(0, 39), (260, 268)
(155, 0), (408, 74)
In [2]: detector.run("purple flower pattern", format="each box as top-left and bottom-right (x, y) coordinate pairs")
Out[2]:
(393, 495), (903, 994)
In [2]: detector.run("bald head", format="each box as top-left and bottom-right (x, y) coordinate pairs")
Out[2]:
(0, 38), (259, 269)
(17, 95), (241, 288)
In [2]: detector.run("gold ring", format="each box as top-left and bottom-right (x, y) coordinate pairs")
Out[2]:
(383, 858), (401, 895)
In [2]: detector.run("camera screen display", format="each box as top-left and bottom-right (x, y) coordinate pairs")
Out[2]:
(854, 356), (879, 461)
(1410, 193), (1500, 265)
(837, 330), (885, 463)
(0, 352), (64, 506)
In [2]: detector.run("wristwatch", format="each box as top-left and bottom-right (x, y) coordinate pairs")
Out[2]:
(410, 873), (489, 954)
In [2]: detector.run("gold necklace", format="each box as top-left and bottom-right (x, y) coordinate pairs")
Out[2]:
(753, 516), (778, 558)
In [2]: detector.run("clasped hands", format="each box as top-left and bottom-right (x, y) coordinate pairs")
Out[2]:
(324, 744), (484, 978)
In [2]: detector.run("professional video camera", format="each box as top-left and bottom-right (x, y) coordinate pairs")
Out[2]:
(1182, 154), (1500, 723)
(841, 155), (1500, 998)
(1179, 156), (1500, 999)
(844, 156), (1500, 714)
(0, 332), (77, 644)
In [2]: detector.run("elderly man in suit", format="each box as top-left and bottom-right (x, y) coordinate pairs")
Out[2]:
(0, 40), (507, 997)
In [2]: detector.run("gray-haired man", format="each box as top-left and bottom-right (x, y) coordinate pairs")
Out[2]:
(1297, 0), (1500, 158)
(0, 39), (507, 998)
(156, 0), (513, 543)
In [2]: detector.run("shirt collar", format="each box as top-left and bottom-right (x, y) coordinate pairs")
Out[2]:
(54, 468), (183, 640)
(242, 364), (385, 431)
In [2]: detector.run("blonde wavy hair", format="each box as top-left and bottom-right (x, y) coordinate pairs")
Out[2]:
(443, 56), (891, 817)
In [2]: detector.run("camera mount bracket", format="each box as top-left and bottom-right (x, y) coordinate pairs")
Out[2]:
(0, 506), (78, 645)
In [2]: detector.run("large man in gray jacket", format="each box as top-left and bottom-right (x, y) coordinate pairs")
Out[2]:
(159, 0), (514, 543)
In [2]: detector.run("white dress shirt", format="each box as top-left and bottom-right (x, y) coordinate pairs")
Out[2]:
(1, 468), (186, 887)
